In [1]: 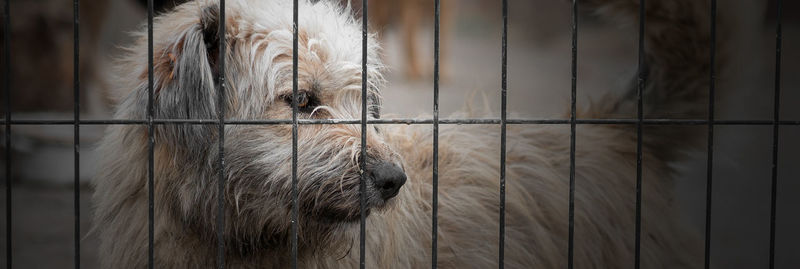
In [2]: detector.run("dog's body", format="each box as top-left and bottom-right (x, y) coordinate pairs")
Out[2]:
(93, 0), (722, 267)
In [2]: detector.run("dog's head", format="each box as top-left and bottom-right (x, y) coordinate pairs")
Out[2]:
(113, 0), (405, 253)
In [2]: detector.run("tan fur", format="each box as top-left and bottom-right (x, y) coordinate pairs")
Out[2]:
(93, 0), (724, 267)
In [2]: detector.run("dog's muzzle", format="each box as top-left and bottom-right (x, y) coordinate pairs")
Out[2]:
(367, 162), (407, 200)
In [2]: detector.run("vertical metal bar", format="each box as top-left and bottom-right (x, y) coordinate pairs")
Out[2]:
(72, 0), (81, 267)
(359, 0), (368, 267)
(146, 0), (155, 267)
(291, 0), (299, 267)
(3, 0), (10, 266)
(769, 1), (782, 268)
(499, 0), (508, 267)
(431, 0), (440, 267)
(634, 0), (645, 268)
(216, 0), (227, 268)
(567, 0), (577, 268)
(704, 1), (717, 268)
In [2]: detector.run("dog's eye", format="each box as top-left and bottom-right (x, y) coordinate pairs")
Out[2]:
(296, 92), (310, 108)
(284, 91), (318, 112)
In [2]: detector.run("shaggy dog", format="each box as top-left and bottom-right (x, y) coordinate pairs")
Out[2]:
(93, 0), (723, 267)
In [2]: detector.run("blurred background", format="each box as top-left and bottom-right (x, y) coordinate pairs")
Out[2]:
(1, 0), (799, 267)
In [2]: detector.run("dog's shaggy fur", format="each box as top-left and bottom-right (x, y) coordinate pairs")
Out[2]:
(93, 0), (725, 267)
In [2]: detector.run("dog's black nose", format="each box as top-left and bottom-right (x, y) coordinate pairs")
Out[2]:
(370, 162), (407, 200)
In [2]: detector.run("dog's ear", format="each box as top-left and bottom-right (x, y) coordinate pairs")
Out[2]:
(153, 4), (226, 153)
(200, 4), (221, 80)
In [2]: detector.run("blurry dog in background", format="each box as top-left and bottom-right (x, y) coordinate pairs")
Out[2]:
(1, 0), (108, 113)
(93, 0), (723, 267)
(346, 0), (455, 80)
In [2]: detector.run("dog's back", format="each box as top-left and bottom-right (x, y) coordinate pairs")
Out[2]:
(380, 0), (725, 267)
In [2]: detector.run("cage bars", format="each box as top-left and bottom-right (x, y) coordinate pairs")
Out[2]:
(3, 119), (800, 126)
(291, 0), (300, 268)
(359, 0), (368, 268)
(146, 0), (155, 268)
(432, 0), (440, 267)
(72, 0), (81, 268)
(769, 1), (783, 268)
(0, 0), (794, 267)
(216, 0), (228, 268)
(704, 1), (718, 268)
(568, 0), (578, 268)
(634, 1), (646, 267)
(3, 0), (11, 267)
(499, 0), (508, 267)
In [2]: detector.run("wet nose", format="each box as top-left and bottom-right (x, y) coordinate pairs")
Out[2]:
(369, 162), (407, 200)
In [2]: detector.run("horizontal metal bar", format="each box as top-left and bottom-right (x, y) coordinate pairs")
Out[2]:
(2, 119), (800, 126)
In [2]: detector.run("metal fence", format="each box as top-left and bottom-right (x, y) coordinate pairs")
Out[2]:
(1, 0), (795, 268)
